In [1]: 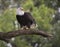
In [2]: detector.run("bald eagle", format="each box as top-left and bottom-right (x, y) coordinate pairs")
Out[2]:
(16, 7), (36, 29)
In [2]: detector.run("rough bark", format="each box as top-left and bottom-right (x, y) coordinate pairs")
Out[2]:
(0, 29), (52, 42)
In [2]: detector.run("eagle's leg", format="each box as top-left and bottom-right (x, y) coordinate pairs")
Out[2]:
(21, 26), (29, 30)
(20, 26), (24, 30)
(30, 24), (35, 29)
(21, 28), (23, 30)
(30, 24), (38, 29)
(24, 26), (29, 29)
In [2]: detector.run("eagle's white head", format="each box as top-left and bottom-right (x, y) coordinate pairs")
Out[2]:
(16, 7), (24, 16)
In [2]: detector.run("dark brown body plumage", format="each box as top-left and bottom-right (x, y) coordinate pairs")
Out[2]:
(16, 12), (36, 28)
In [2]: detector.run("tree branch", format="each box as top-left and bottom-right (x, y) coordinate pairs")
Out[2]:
(0, 29), (52, 42)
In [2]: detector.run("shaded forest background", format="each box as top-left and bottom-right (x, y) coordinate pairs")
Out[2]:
(0, 0), (60, 47)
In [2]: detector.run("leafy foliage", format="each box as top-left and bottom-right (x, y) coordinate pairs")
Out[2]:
(0, 8), (16, 32)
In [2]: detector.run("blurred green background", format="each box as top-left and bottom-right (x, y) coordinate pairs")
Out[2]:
(0, 0), (60, 47)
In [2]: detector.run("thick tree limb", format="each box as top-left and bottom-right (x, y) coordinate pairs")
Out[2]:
(0, 29), (52, 42)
